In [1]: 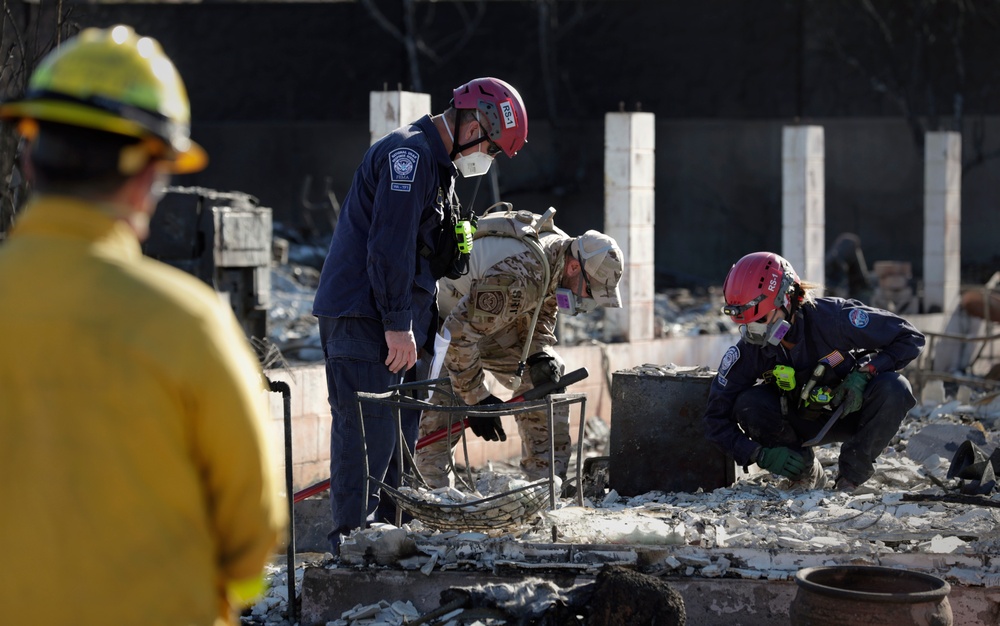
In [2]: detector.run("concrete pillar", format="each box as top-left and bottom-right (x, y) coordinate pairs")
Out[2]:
(781, 126), (825, 288)
(604, 112), (655, 342)
(369, 89), (431, 146)
(923, 131), (962, 314)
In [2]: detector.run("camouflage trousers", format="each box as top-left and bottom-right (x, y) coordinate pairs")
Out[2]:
(415, 345), (571, 488)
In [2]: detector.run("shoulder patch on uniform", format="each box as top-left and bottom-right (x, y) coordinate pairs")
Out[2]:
(848, 309), (870, 328)
(475, 289), (506, 316)
(389, 147), (419, 192)
(717, 345), (740, 387)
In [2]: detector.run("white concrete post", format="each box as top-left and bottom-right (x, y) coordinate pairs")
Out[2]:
(604, 112), (655, 342)
(924, 131), (962, 314)
(369, 89), (431, 146)
(781, 126), (825, 289)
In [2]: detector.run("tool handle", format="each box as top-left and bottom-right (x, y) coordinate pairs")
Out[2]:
(802, 403), (846, 446)
(514, 367), (589, 402)
(422, 367), (589, 446)
(293, 478), (330, 503)
(800, 363), (827, 403)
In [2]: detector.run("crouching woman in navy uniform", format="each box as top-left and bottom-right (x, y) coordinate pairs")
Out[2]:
(702, 252), (925, 491)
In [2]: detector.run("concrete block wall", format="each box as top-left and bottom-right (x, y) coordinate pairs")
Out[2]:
(923, 131), (962, 315)
(781, 126), (825, 286)
(604, 112), (656, 342)
(265, 364), (330, 493)
(369, 90), (431, 146)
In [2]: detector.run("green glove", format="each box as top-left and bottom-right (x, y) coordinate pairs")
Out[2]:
(832, 368), (873, 416)
(756, 447), (807, 479)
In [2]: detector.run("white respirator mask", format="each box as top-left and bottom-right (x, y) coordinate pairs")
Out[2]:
(454, 150), (494, 178)
(448, 111), (495, 178)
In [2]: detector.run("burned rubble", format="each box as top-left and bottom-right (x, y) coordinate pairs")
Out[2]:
(243, 382), (1000, 626)
(248, 242), (1000, 625)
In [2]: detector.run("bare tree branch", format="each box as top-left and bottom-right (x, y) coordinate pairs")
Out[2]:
(401, 0), (422, 90)
(359, 0), (485, 92)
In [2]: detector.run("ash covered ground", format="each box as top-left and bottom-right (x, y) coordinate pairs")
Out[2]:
(249, 242), (1000, 625)
(244, 384), (1000, 625)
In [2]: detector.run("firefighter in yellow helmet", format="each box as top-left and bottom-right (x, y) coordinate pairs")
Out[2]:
(0, 26), (285, 625)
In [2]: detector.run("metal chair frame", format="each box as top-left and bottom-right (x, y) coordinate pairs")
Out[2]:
(354, 379), (587, 530)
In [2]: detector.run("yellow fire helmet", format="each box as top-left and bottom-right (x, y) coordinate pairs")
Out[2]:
(0, 25), (207, 174)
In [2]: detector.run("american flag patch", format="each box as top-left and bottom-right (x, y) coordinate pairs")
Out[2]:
(822, 351), (845, 367)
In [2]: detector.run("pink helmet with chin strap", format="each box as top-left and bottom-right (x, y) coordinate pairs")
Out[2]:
(722, 252), (799, 324)
(452, 77), (527, 158)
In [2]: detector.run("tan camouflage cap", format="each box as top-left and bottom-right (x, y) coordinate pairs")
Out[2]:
(570, 230), (623, 308)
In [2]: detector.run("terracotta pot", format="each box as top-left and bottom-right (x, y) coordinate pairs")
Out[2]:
(789, 565), (952, 626)
(961, 289), (1000, 323)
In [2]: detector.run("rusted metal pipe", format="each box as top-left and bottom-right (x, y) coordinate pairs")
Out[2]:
(267, 379), (296, 623)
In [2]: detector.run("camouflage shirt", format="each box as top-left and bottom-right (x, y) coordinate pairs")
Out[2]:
(439, 232), (570, 404)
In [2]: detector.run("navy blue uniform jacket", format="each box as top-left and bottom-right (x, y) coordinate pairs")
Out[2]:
(703, 297), (925, 466)
(313, 115), (454, 350)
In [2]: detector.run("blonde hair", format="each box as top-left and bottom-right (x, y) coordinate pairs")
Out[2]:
(794, 280), (821, 310)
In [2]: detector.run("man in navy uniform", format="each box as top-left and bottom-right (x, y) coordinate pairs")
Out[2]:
(313, 78), (528, 551)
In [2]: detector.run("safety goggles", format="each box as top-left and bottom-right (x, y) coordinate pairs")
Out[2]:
(721, 293), (766, 320)
(476, 120), (502, 157)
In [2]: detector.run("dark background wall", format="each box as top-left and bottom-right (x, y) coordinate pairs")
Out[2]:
(40, 1), (1000, 288)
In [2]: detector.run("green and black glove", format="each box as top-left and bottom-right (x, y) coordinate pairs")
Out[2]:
(832, 365), (875, 417)
(468, 394), (507, 442)
(755, 446), (807, 479)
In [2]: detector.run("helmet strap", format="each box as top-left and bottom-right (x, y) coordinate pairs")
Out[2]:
(449, 110), (487, 160)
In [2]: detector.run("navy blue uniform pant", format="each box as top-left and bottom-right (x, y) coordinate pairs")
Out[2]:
(733, 372), (916, 484)
(319, 316), (421, 551)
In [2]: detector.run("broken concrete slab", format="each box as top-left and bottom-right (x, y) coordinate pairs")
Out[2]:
(905, 422), (991, 465)
(299, 566), (1000, 626)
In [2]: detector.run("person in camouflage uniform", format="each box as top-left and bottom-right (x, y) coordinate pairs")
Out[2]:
(416, 225), (623, 487)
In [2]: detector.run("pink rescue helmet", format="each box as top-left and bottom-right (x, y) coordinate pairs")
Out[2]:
(452, 77), (527, 158)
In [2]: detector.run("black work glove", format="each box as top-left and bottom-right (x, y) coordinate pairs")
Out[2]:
(832, 367), (874, 417)
(467, 394), (507, 442)
(755, 446), (807, 479)
(526, 351), (563, 388)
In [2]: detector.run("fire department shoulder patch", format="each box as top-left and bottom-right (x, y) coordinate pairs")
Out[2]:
(849, 309), (870, 328)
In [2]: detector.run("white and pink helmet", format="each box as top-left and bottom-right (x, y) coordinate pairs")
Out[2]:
(452, 77), (528, 158)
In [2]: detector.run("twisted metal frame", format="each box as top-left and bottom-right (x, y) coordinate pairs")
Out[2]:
(354, 378), (587, 530)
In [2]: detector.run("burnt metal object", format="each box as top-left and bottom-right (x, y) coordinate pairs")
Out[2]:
(267, 378), (296, 622)
(790, 565), (952, 626)
(802, 403), (847, 446)
(609, 370), (734, 495)
(430, 566), (686, 626)
(143, 186), (272, 341)
(947, 440), (999, 495)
